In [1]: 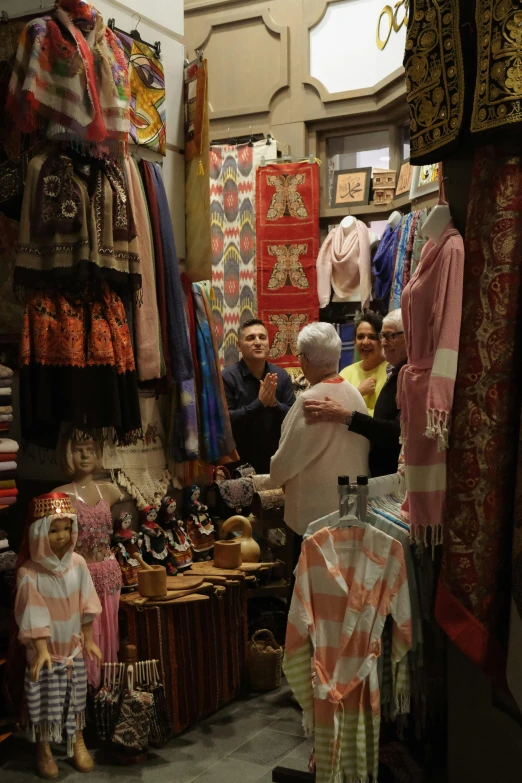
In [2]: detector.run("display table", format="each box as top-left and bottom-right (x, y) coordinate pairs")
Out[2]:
(119, 577), (248, 734)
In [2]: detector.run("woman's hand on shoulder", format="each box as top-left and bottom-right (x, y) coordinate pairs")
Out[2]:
(304, 396), (351, 424)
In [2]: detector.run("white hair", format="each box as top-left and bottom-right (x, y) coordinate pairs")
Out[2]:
(382, 308), (403, 332)
(297, 322), (341, 372)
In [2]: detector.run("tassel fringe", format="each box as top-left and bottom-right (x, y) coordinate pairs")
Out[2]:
(301, 710), (314, 738)
(29, 710), (85, 758)
(425, 409), (450, 451)
(410, 523), (443, 556)
(111, 467), (172, 510)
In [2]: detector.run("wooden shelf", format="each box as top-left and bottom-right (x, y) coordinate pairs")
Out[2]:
(320, 193), (411, 219)
(247, 579), (290, 599)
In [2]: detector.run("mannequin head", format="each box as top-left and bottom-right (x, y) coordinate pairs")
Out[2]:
(58, 429), (102, 480)
(48, 517), (74, 560)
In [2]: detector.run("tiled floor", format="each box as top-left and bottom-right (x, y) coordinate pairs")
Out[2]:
(0, 683), (312, 783)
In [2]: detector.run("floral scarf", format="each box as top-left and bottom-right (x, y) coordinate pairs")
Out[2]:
(7, 1), (130, 156)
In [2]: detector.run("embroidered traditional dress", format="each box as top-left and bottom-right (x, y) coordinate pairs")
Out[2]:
(405, 0), (522, 164)
(284, 525), (412, 783)
(15, 495), (102, 755)
(398, 222), (464, 544)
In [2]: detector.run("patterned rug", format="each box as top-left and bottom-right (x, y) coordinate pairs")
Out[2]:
(209, 141), (271, 367)
(255, 161), (320, 369)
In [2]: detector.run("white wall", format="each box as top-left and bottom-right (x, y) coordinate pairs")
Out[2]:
(310, 0), (406, 94)
(2, 0), (186, 254)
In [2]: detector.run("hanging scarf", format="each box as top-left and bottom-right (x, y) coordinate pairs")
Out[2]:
(316, 220), (371, 309)
(391, 213), (413, 310)
(193, 285), (224, 462)
(372, 222), (401, 309)
(7, 1), (130, 157)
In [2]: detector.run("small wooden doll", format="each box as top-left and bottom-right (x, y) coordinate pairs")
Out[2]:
(139, 505), (177, 576)
(112, 512), (142, 591)
(159, 496), (192, 571)
(184, 485), (215, 562)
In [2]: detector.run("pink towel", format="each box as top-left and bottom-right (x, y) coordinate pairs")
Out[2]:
(316, 220), (371, 309)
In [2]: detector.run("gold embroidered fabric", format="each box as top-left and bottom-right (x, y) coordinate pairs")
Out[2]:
(405, 0), (464, 162)
(472, 0), (522, 134)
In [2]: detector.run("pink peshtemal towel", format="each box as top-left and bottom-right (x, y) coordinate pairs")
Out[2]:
(398, 222), (464, 545)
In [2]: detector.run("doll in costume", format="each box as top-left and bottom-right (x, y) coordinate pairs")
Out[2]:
(14, 493), (102, 779)
(159, 496), (192, 571)
(184, 485), (215, 562)
(139, 505), (177, 576)
(112, 512), (142, 591)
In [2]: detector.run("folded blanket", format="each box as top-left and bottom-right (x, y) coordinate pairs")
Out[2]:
(0, 488), (17, 497)
(0, 407), (12, 415)
(0, 439), (19, 453)
(0, 471), (17, 480)
(0, 379), (11, 388)
(0, 480), (15, 489)
(0, 365), (13, 379)
(0, 496), (17, 505)
(0, 388), (12, 397)
(0, 463), (17, 472)
(0, 414), (13, 422)
(0, 424), (10, 430)
(0, 453), (17, 462)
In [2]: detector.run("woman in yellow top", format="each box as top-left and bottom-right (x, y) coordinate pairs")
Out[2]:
(340, 312), (387, 416)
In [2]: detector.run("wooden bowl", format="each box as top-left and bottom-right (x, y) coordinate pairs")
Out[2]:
(213, 540), (243, 569)
(137, 565), (167, 597)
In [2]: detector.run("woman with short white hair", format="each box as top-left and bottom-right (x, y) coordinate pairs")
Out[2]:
(270, 323), (369, 537)
(304, 309), (407, 477)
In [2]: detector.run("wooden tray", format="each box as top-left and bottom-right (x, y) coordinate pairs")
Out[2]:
(167, 575), (204, 590)
(187, 562), (246, 579)
(239, 562), (271, 573)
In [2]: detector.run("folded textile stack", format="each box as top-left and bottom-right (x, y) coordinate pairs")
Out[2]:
(0, 364), (13, 435)
(0, 438), (19, 509)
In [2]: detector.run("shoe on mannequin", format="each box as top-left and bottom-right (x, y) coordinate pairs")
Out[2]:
(72, 730), (94, 773)
(36, 742), (59, 780)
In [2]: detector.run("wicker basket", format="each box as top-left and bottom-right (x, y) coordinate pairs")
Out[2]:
(247, 629), (284, 692)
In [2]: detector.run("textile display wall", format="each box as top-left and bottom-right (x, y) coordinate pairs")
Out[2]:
(255, 161), (320, 370)
(436, 143), (522, 683)
(209, 141), (271, 368)
(184, 59), (211, 283)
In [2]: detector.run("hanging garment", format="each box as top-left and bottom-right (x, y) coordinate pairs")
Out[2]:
(0, 212), (24, 334)
(372, 222), (401, 311)
(436, 143), (522, 682)
(410, 209), (429, 278)
(19, 282), (142, 449)
(284, 525), (411, 783)
(390, 213), (414, 310)
(116, 33), (166, 156)
(103, 394), (172, 508)
(7, 1), (130, 155)
(508, 410), (522, 709)
(405, 1), (522, 164)
(15, 151), (141, 298)
(317, 220), (371, 310)
(124, 157), (162, 381)
(398, 222), (464, 544)
(184, 58), (211, 282)
(401, 211), (420, 297)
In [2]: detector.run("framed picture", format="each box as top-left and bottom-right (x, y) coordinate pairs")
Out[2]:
(331, 167), (372, 208)
(395, 160), (413, 197)
(409, 163), (439, 200)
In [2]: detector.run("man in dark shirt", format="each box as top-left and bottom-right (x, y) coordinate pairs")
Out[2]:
(222, 319), (296, 473)
(303, 309), (407, 477)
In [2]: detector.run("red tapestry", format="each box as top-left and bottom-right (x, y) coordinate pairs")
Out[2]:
(435, 143), (522, 684)
(255, 162), (320, 369)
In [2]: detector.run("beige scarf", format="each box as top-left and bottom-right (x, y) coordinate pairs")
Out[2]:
(316, 220), (371, 309)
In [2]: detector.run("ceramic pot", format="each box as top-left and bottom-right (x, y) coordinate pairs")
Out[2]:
(214, 540), (243, 569)
(221, 515), (260, 563)
(138, 565), (167, 597)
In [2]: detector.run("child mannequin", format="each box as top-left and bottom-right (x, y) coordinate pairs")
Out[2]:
(15, 493), (102, 779)
(54, 433), (122, 688)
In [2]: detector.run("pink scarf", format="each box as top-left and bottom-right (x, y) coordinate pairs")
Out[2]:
(316, 220), (371, 309)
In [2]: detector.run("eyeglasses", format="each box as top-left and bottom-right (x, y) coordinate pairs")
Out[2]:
(379, 331), (404, 342)
(296, 352), (306, 361)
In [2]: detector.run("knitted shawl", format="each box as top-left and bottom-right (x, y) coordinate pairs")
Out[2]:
(7, 0), (130, 155)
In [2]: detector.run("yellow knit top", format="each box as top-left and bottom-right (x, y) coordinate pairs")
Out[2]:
(339, 360), (388, 417)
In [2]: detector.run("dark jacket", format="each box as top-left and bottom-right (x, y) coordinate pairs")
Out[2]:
(222, 360), (296, 473)
(348, 360), (406, 478)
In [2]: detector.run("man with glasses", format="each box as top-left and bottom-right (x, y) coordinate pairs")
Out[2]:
(304, 309), (407, 477)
